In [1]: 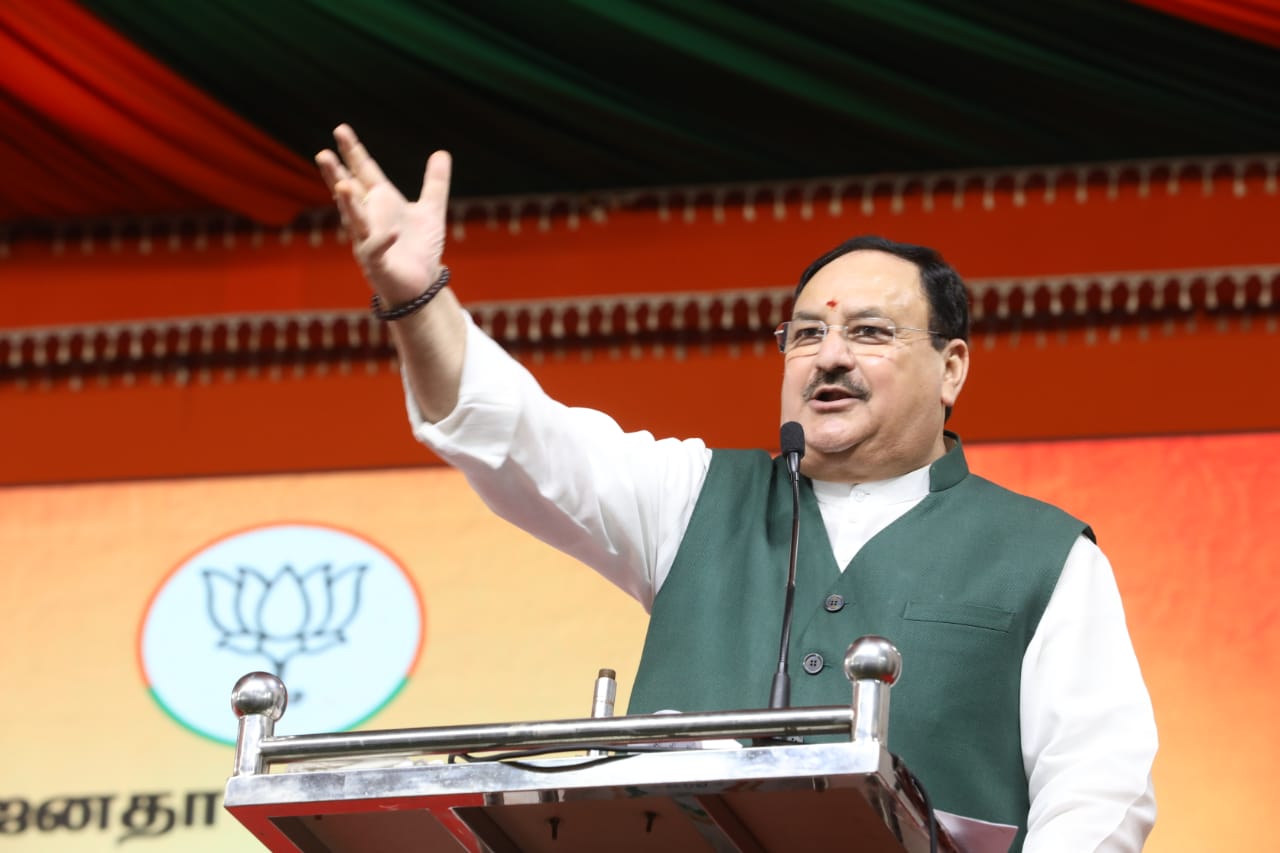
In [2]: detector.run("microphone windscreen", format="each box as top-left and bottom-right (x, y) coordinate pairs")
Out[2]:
(780, 421), (806, 458)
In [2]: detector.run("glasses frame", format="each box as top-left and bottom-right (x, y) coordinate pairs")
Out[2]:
(773, 318), (947, 354)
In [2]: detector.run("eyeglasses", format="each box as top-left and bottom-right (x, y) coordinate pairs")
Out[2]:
(774, 318), (946, 354)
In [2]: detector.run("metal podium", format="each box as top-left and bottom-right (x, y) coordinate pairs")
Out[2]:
(223, 637), (960, 852)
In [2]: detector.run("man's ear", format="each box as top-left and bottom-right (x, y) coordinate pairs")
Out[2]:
(941, 337), (969, 409)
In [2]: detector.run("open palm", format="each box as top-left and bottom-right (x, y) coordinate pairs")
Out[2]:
(316, 124), (451, 304)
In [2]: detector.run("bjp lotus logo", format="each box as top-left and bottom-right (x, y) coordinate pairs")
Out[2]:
(202, 563), (369, 683)
(140, 523), (424, 744)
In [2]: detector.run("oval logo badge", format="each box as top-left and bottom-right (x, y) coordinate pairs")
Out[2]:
(140, 523), (424, 744)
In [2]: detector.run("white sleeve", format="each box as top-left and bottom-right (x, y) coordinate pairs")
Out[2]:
(406, 311), (711, 610)
(1020, 536), (1158, 852)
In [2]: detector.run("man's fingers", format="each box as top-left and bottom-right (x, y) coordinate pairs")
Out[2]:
(332, 177), (368, 240)
(315, 149), (353, 195)
(419, 150), (453, 209)
(323, 126), (441, 270)
(334, 124), (390, 189)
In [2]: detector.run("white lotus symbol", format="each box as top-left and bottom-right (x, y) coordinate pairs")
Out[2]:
(202, 563), (368, 682)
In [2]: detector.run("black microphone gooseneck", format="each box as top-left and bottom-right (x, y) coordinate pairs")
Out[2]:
(769, 421), (806, 710)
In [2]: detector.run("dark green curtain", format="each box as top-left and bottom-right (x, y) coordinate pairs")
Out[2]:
(61, 0), (1280, 199)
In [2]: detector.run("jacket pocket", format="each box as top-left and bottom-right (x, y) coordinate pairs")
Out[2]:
(903, 601), (1014, 632)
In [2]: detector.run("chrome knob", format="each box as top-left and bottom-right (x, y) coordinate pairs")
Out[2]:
(843, 635), (902, 686)
(231, 672), (287, 721)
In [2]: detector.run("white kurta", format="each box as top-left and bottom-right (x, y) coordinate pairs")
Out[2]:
(410, 315), (1157, 852)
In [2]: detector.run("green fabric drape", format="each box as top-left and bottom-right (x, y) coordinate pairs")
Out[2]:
(4, 0), (1278, 224)
(70, 0), (1280, 203)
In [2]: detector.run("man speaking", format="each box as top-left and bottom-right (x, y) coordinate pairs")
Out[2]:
(316, 124), (1156, 852)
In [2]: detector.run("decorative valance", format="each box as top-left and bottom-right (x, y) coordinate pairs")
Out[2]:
(4, 264), (1275, 388)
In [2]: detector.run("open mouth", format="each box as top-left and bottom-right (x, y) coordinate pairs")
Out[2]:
(814, 387), (855, 403)
(806, 379), (867, 405)
(806, 384), (868, 412)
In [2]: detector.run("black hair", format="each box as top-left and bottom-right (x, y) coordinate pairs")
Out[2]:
(795, 235), (970, 346)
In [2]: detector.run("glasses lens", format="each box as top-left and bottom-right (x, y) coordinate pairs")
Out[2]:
(785, 320), (824, 350)
(848, 321), (896, 346)
(777, 319), (913, 353)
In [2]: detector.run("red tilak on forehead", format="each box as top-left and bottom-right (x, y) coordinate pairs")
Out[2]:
(826, 299), (838, 309)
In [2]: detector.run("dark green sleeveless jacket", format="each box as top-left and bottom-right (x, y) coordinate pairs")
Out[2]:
(629, 437), (1090, 852)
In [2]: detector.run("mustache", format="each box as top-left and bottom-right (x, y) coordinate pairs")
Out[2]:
(803, 369), (869, 402)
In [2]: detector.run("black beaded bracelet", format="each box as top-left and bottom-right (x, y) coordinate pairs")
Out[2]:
(370, 266), (452, 321)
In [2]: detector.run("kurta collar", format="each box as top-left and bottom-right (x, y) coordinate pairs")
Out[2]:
(806, 431), (969, 498)
(811, 465), (931, 506)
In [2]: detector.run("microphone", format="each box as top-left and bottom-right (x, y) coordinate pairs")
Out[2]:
(769, 421), (805, 711)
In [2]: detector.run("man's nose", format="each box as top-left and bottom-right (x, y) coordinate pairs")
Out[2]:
(814, 326), (856, 369)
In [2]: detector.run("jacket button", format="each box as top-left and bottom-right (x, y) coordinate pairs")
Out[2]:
(802, 653), (824, 674)
(824, 594), (845, 612)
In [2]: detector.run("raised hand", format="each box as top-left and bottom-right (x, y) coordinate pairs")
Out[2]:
(316, 125), (465, 421)
(316, 124), (452, 308)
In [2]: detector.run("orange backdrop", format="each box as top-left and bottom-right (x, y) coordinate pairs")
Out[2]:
(0, 431), (1275, 851)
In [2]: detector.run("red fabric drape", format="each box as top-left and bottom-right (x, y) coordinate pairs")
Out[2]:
(1130, 0), (1280, 48)
(0, 0), (327, 224)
